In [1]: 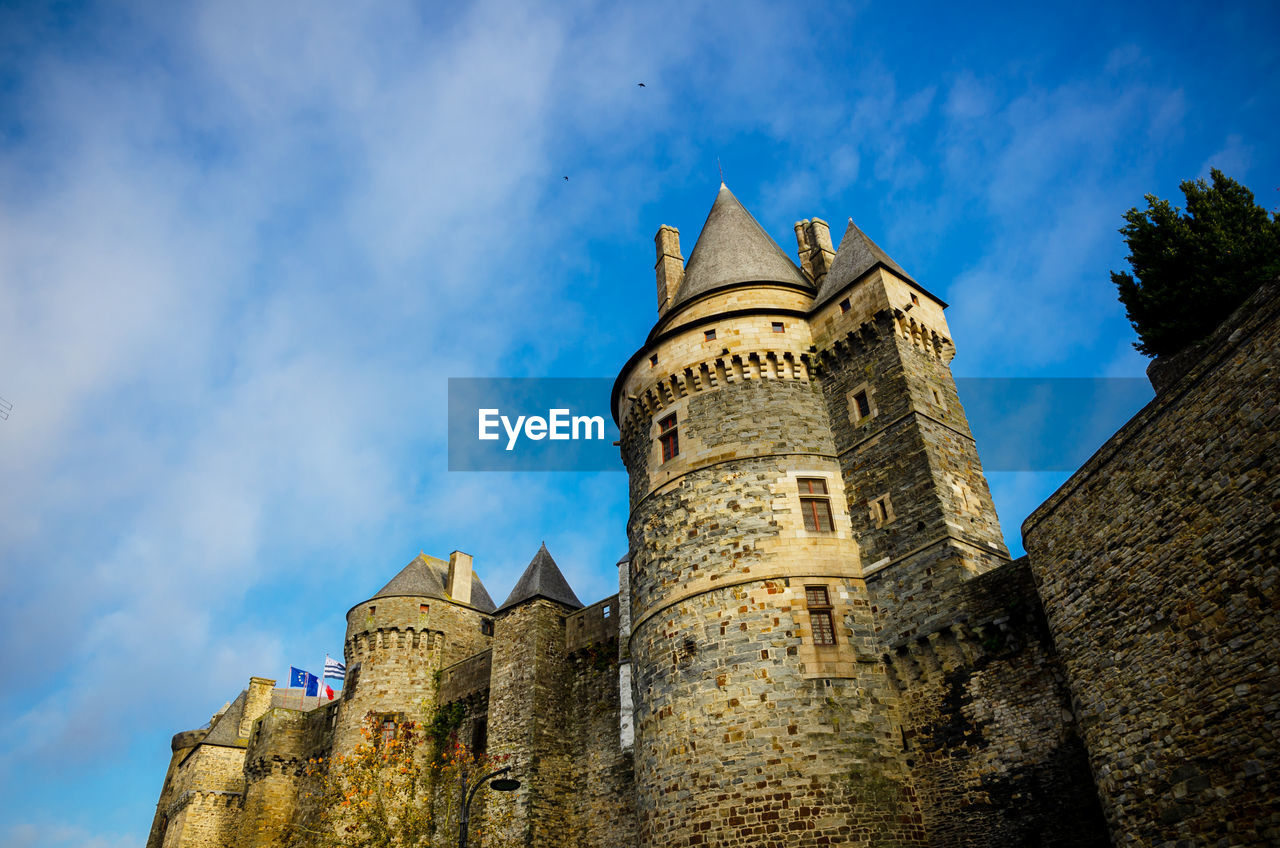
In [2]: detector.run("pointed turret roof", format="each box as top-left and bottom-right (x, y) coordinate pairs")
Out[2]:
(497, 543), (584, 613)
(813, 218), (921, 308)
(369, 553), (497, 613)
(669, 184), (812, 309)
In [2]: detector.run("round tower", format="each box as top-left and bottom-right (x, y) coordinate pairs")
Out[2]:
(614, 185), (921, 847)
(333, 551), (497, 751)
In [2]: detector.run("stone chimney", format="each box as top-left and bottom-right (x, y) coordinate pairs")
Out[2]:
(794, 218), (835, 285)
(655, 225), (684, 315)
(239, 676), (276, 738)
(448, 550), (473, 605)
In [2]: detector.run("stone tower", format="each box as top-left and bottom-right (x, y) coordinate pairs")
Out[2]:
(613, 185), (924, 847)
(487, 543), (584, 846)
(334, 551), (497, 750)
(806, 219), (1010, 643)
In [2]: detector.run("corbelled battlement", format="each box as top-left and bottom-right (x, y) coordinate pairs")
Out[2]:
(621, 348), (812, 428)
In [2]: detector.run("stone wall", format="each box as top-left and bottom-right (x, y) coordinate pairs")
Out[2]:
(812, 305), (1008, 645)
(564, 628), (637, 848)
(628, 574), (920, 847)
(147, 730), (207, 848)
(161, 745), (248, 848)
(1023, 284), (1280, 846)
(488, 599), (576, 847)
(237, 701), (337, 845)
(335, 594), (492, 751)
(885, 559), (1107, 847)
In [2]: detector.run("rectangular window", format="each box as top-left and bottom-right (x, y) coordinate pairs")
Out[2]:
(798, 477), (834, 532)
(603, 604), (612, 619)
(771, 321), (785, 332)
(806, 586), (836, 646)
(839, 298), (851, 314)
(472, 718), (488, 754)
(870, 494), (893, 527)
(911, 292), (920, 305)
(649, 354), (658, 367)
(854, 390), (871, 419)
(481, 619), (494, 636)
(659, 413), (679, 462)
(380, 717), (397, 746)
(704, 329), (716, 341)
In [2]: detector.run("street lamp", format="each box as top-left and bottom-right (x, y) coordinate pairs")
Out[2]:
(458, 764), (520, 848)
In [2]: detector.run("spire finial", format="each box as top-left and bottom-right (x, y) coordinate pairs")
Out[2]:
(718, 158), (724, 186)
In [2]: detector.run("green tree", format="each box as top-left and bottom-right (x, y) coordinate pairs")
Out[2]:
(1112, 169), (1280, 356)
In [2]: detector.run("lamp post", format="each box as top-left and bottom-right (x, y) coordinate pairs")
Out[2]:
(458, 764), (520, 848)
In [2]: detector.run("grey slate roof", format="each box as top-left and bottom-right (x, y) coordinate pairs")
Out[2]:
(199, 689), (248, 747)
(374, 554), (448, 599)
(469, 579), (497, 613)
(669, 184), (812, 309)
(497, 543), (584, 613)
(813, 218), (917, 308)
(370, 553), (498, 613)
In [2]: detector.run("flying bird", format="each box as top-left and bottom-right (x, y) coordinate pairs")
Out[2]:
(563, 176), (569, 180)
(637, 82), (645, 87)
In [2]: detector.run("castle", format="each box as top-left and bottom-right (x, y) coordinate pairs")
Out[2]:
(148, 185), (1280, 847)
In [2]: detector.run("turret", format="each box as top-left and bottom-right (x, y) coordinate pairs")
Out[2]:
(333, 552), (497, 750)
(613, 185), (921, 847)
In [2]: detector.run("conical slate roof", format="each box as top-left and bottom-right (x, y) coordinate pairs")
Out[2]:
(669, 184), (812, 309)
(813, 218), (918, 308)
(497, 543), (583, 613)
(370, 553), (497, 613)
(374, 554), (448, 599)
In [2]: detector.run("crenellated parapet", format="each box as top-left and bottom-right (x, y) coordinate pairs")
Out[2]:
(344, 624), (441, 657)
(809, 308), (953, 376)
(620, 348), (812, 430)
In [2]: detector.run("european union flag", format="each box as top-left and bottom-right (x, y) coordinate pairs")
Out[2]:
(289, 666), (319, 696)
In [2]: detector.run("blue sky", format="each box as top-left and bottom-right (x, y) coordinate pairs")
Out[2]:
(1, 1), (1277, 843)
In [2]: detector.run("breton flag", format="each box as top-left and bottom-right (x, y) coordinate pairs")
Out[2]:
(289, 666), (320, 697)
(324, 655), (346, 681)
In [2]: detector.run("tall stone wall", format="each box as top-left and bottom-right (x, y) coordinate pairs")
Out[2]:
(885, 559), (1107, 847)
(160, 745), (247, 848)
(488, 599), (576, 847)
(237, 701), (337, 845)
(1023, 283), (1280, 846)
(563, 598), (638, 848)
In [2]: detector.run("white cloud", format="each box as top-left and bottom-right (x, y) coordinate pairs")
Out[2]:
(1200, 134), (1253, 180)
